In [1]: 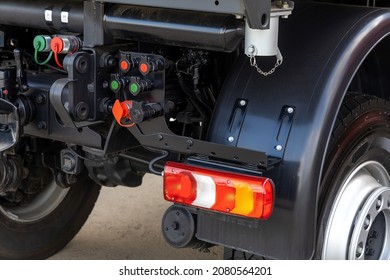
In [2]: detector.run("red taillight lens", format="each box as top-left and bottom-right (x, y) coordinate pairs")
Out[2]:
(163, 162), (274, 219)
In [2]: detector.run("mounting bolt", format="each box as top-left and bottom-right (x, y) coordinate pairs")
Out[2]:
(35, 93), (47, 104)
(187, 139), (194, 147)
(287, 107), (294, 114)
(37, 121), (47, 130)
(67, 174), (78, 184)
(239, 100), (246, 106)
(171, 222), (178, 230)
(228, 136), (235, 143)
(275, 145), (283, 151)
(157, 134), (163, 141)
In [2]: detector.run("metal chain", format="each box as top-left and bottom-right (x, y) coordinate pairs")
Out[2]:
(247, 46), (283, 76)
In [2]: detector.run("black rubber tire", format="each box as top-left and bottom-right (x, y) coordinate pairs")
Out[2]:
(316, 93), (390, 259)
(0, 177), (101, 259)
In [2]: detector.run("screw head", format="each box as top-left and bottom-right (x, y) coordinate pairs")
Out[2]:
(239, 100), (246, 106)
(247, 45), (256, 54)
(187, 139), (194, 147)
(171, 222), (178, 230)
(275, 145), (283, 151)
(228, 136), (235, 143)
(287, 107), (294, 114)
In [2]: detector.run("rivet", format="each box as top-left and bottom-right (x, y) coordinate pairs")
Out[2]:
(275, 145), (283, 151)
(228, 136), (235, 142)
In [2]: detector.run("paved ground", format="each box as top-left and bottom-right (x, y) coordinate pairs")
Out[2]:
(50, 174), (223, 260)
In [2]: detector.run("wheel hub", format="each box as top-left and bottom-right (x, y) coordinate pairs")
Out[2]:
(322, 161), (390, 259)
(365, 212), (386, 259)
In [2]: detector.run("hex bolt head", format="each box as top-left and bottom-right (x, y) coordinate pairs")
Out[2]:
(275, 145), (283, 151)
(228, 136), (235, 143)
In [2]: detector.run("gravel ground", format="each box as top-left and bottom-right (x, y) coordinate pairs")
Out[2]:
(50, 174), (223, 260)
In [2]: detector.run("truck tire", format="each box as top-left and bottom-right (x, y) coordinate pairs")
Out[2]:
(318, 94), (390, 259)
(0, 175), (100, 259)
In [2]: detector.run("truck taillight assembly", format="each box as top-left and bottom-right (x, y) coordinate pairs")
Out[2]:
(163, 162), (274, 219)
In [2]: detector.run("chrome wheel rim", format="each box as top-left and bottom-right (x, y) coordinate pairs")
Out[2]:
(0, 180), (69, 223)
(322, 161), (390, 259)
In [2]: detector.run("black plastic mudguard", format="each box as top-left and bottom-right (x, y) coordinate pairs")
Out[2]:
(202, 2), (390, 259)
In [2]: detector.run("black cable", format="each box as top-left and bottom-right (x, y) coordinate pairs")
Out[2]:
(148, 150), (169, 175)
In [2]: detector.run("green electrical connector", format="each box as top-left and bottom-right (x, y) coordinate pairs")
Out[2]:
(33, 35), (53, 65)
(33, 35), (52, 52)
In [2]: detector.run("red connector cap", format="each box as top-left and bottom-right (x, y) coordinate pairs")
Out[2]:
(112, 99), (135, 127)
(50, 37), (64, 53)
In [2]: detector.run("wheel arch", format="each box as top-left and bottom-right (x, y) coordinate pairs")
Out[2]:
(350, 35), (390, 101)
(202, 3), (390, 259)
